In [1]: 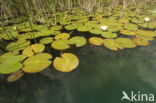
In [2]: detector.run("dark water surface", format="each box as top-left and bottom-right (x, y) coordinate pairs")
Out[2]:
(0, 40), (156, 103)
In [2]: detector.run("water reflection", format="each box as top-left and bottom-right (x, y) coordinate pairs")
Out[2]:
(0, 41), (156, 103)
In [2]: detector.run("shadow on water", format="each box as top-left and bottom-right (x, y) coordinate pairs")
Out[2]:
(1, 40), (156, 103)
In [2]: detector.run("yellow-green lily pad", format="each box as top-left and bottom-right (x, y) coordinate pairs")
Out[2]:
(101, 32), (117, 38)
(89, 37), (104, 45)
(115, 38), (136, 48)
(22, 46), (34, 57)
(0, 55), (26, 74)
(55, 33), (70, 40)
(132, 38), (149, 46)
(31, 44), (45, 53)
(51, 40), (70, 50)
(103, 39), (123, 51)
(39, 37), (54, 44)
(69, 36), (87, 47)
(120, 30), (136, 35)
(53, 53), (79, 72)
(6, 40), (30, 51)
(22, 53), (52, 73)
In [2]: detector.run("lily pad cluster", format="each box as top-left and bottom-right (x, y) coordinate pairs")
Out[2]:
(0, 6), (156, 82)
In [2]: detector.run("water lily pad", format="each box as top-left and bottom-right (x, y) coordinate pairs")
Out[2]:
(22, 53), (52, 73)
(31, 44), (45, 53)
(115, 38), (136, 48)
(0, 55), (26, 74)
(103, 39), (123, 51)
(53, 53), (79, 72)
(6, 40), (30, 51)
(89, 29), (103, 35)
(51, 39), (70, 50)
(22, 46), (34, 57)
(101, 32), (117, 38)
(132, 38), (149, 46)
(124, 23), (138, 31)
(7, 70), (24, 82)
(65, 24), (77, 30)
(77, 26), (91, 32)
(39, 37), (54, 44)
(120, 30), (136, 35)
(69, 36), (87, 47)
(136, 30), (156, 37)
(89, 37), (104, 45)
(55, 33), (70, 40)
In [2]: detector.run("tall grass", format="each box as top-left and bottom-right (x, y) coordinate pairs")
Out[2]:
(0, 0), (155, 24)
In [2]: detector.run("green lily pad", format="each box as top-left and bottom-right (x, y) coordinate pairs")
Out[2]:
(89, 37), (104, 45)
(55, 33), (70, 40)
(22, 53), (52, 73)
(124, 23), (138, 31)
(39, 37), (54, 44)
(69, 36), (87, 47)
(22, 46), (34, 57)
(51, 40), (70, 50)
(31, 44), (45, 53)
(0, 55), (26, 74)
(77, 26), (91, 32)
(101, 32), (117, 38)
(115, 38), (136, 48)
(120, 30), (136, 35)
(89, 29), (103, 35)
(6, 40), (30, 51)
(65, 24), (78, 30)
(103, 39), (123, 51)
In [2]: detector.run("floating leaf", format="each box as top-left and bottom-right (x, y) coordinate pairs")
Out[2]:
(120, 30), (136, 35)
(22, 46), (34, 57)
(53, 53), (79, 72)
(103, 39), (123, 51)
(101, 32), (117, 38)
(77, 26), (91, 32)
(51, 39), (70, 50)
(89, 29), (103, 35)
(22, 53), (52, 73)
(55, 33), (70, 40)
(89, 37), (104, 45)
(69, 36), (87, 47)
(132, 38), (149, 46)
(39, 37), (53, 44)
(31, 44), (45, 53)
(115, 38), (136, 48)
(6, 40), (30, 51)
(7, 70), (24, 82)
(124, 23), (138, 31)
(0, 55), (26, 74)
(136, 30), (156, 37)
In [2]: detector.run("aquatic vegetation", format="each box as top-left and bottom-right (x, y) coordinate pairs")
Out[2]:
(69, 36), (87, 47)
(7, 70), (24, 82)
(0, 0), (156, 82)
(22, 53), (52, 73)
(51, 39), (70, 50)
(0, 55), (26, 74)
(53, 53), (79, 72)
(103, 39), (122, 51)
(89, 37), (104, 46)
(6, 40), (30, 51)
(54, 33), (70, 40)
(39, 37), (54, 44)
(115, 38), (136, 48)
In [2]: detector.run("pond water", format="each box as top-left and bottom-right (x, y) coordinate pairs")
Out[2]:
(0, 39), (156, 103)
